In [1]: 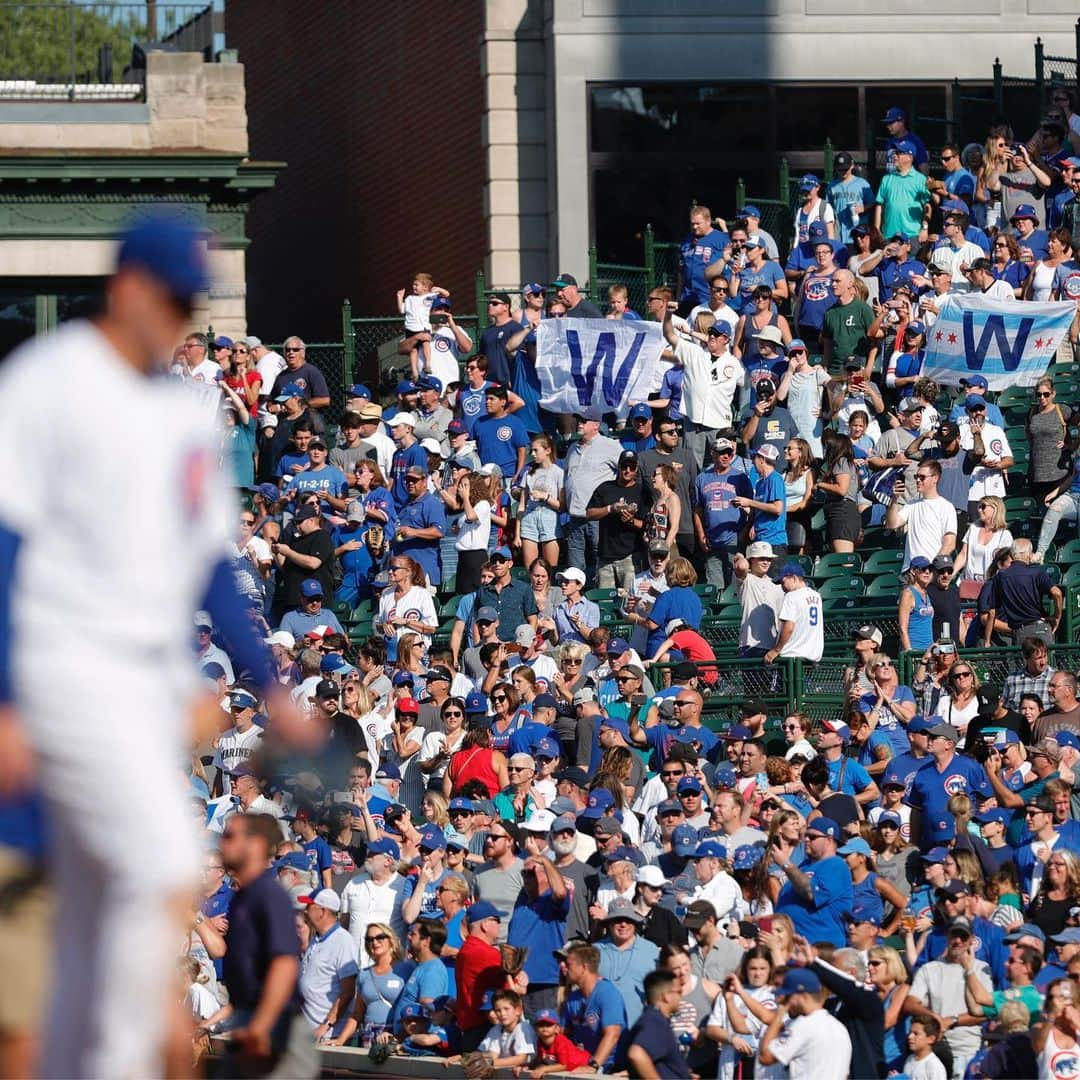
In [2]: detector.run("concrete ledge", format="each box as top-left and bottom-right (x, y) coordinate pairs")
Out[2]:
(0, 103), (149, 124)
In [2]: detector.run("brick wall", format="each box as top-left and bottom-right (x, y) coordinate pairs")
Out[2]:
(227, 3), (486, 341)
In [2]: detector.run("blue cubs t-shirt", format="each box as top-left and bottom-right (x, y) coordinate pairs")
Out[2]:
(474, 412), (529, 477)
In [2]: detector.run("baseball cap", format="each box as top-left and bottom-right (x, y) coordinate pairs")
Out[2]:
(964, 394), (987, 411)
(1010, 203), (1039, 222)
(753, 443), (779, 463)
(300, 579), (324, 598)
(274, 382), (305, 403)
(581, 789), (615, 818)
(636, 865), (666, 888)
(787, 337), (808, 353)
(692, 840), (726, 859)
(491, 545), (513, 561)
(820, 718), (851, 743)
(899, 397), (924, 414)
(1052, 928), (1080, 945)
(682, 900), (717, 929)
(618, 450), (639, 471)
(1056, 731), (1080, 751)
(834, 151), (854, 169)
(746, 541), (775, 560)
(722, 723), (752, 742)
(677, 776), (703, 796)
(807, 222), (828, 240)
(883, 106), (907, 123)
(776, 968), (822, 997)
(395, 696), (420, 716)
(116, 211), (210, 304)
(550, 274), (578, 289)
(419, 830), (447, 852)
(909, 555), (932, 570)
(921, 846), (950, 864)
(294, 504), (319, 523)
(837, 837), (872, 857)
(366, 837), (400, 860)
(937, 879), (971, 900)
(894, 140), (916, 155)
(806, 817), (841, 841)
(713, 762), (738, 789)
(853, 624), (884, 646)
(744, 236), (764, 249)
(707, 320), (734, 338)
(313, 679), (339, 700)
(604, 897), (644, 923)
(925, 721), (959, 743)
(274, 851), (309, 873)
(1004, 923), (1046, 944)
(425, 665), (451, 684)
(555, 766), (590, 788)
(930, 818), (956, 843)
(606, 637), (630, 656)
(374, 762), (401, 781)
(932, 554), (955, 570)
(298, 888), (342, 913)
(593, 816), (622, 838)
(429, 297), (452, 313)
(732, 845), (764, 871)
(533, 1009), (561, 1026)
(876, 810), (903, 828)
(557, 567), (586, 585)
(907, 715), (936, 734)
(713, 438), (736, 455)
(800, 173), (820, 190)
(212, 335), (233, 350)
(463, 691), (488, 716)
(1031, 740), (1063, 764)
(465, 900), (502, 924)
(670, 824), (699, 856)
(386, 411), (417, 427)
(948, 916), (973, 936)
(628, 402), (653, 421)
(742, 204), (762, 218)
(974, 808), (1011, 827)
(346, 383), (372, 400)
(778, 561), (805, 579)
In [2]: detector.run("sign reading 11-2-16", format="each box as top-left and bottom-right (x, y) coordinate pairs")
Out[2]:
(537, 318), (667, 420)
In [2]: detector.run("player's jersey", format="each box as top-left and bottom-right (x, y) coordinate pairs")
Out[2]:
(214, 724), (264, 792)
(0, 320), (234, 727)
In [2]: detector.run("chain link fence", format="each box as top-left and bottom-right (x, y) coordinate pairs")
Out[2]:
(265, 341), (349, 416)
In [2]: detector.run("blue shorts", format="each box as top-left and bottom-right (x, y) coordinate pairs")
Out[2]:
(519, 505), (559, 542)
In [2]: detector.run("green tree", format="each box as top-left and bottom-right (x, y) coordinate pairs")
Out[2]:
(1, 2), (148, 83)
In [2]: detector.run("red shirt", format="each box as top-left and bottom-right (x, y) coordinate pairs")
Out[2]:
(454, 934), (503, 1031)
(670, 629), (717, 684)
(535, 1032), (592, 1069)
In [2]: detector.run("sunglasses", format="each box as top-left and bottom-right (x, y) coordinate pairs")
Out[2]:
(442, 710), (463, 718)
(364, 934), (389, 944)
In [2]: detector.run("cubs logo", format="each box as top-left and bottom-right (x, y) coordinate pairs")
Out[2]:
(1061, 273), (1080, 301)
(434, 337), (450, 352)
(584, 1011), (601, 1031)
(1049, 1050), (1080, 1078)
(805, 279), (831, 302)
(462, 395), (481, 415)
(497, 425), (513, 442)
(943, 773), (969, 796)
(987, 438), (1005, 457)
(402, 607), (424, 624)
(722, 365), (736, 380)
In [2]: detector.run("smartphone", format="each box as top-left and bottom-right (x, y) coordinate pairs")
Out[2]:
(758, 915), (774, 934)
(755, 771), (769, 793)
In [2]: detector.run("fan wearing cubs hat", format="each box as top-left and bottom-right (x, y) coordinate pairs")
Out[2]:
(773, 816), (853, 947)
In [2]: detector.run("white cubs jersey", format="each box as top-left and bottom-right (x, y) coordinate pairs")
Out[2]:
(0, 320), (234, 722)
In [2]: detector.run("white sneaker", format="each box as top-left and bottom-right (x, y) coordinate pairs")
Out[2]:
(1032, 551), (1045, 564)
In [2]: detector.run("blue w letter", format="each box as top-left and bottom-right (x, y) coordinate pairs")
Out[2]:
(963, 313), (1033, 372)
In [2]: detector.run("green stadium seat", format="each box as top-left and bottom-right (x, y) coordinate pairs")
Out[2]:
(719, 583), (739, 605)
(813, 552), (864, 577)
(439, 594), (462, 618)
(818, 576), (866, 599)
(1063, 564), (1080, 587)
(865, 574), (901, 599)
(1055, 538), (1080, 565)
(865, 549), (906, 574)
(587, 588), (619, 602)
(715, 604), (743, 622)
(997, 386), (1033, 411)
(1003, 496), (1036, 519)
(693, 584), (720, 603)
(331, 600), (351, 618)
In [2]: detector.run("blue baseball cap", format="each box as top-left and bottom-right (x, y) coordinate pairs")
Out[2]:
(777, 968), (822, 997)
(116, 211), (210, 305)
(581, 789), (615, 818)
(800, 173), (821, 190)
(532, 736), (560, 760)
(975, 808), (1012, 827)
(742, 204), (762, 219)
(849, 900), (882, 924)
(416, 374), (443, 393)
(400, 1003), (429, 1020)
(318, 655), (354, 677)
(1052, 928), (1080, 945)
(882, 771), (907, 789)
(941, 198), (969, 214)
(466, 900), (503, 924)
(628, 403), (653, 420)
(430, 296), (452, 312)
(908, 715), (936, 734)
(707, 320), (734, 338)
(906, 320), (926, 336)
(657, 798), (683, 816)
(807, 222), (829, 240)
(228, 688), (258, 710)
(522, 282), (545, 296)
(448, 798), (476, 813)
(419, 830), (447, 852)
(250, 482), (280, 504)
(375, 762), (401, 781)
(722, 724), (752, 742)
(464, 691), (488, 715)
(274, 851), (309, 872)
(396, 379), (416, 396)
(1056, 731), (1080, 751)
(212, 335), (233, 349)
(713, 763), (738, 790)
(201, 661), (226, 680)
(894, 139), (917, 155)
(787, 337), (808, 352)
(534, 1009), (561, 1026)
(492, 546), (513, 561)
(877, 811), (903, 828)
(837, 837), (873, 857)
(779, 562), (806, 580)
(671, 824), (699, 856)
(475, 607), (498, 624)
(677, 776), (703, 796)
(921, 846), (949, 863)
(391, 671), (415, 687)
(806, 817), (841, 841)
(1004, 922), (1046, 943)
(347, 383), (372, 399)
(960, 373), (988, 390)
(965, 394), (988, 411)
(993, 730), (1021, 748)
(274, 382), (305, 402)
(883, 106), (907, 122)
(533, 693), (558, 710)
(600, 716), (630, 741)
(300, 578), (324, 598)
(910, 556), (932, 570)
(692, 840), (726, 859)
(732, 844), (764, 870)
(367, 837), (400, 859)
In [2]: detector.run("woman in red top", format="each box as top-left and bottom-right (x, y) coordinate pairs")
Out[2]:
(645, 618), (718, 685)
(223, 338), (262, 415)
(443, 726), (508, 799)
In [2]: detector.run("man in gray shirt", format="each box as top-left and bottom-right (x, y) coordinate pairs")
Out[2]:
(564, 416), (621, 586)
(639, 419), (699, 557)
(412, 376), (453, 454)
(474, 821), (525, 943)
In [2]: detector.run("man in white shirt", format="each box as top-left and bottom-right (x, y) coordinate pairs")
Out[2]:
(733, 542), (784, 658)
(885, 458), (958, 570)
(170, 331), (221, 382)
(765, 563), (824, 664)
(248, 336), (287, 401)
(958, 397), (1013, 519)
(931, 213), (985, 292)
(965, 258), (1017, 301)
(297, 889), (359, 1040)
(340, 838), (411, 965)
(213, 688), (264, 795)
(663, 312), (745, 466)
(758, 967), (853, 1079)
(688, 840), (740, 928)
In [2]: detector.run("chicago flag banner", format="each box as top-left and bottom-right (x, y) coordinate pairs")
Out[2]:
(536, 318), (667, 419)
(921, 293), (1075, 390)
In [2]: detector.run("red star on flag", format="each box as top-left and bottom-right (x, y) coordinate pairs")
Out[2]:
(935, 331), (943, 342)
(1046, 338), (1054, 348)
(947, 332), (958, 344)
(1035, 337), (1044, 348)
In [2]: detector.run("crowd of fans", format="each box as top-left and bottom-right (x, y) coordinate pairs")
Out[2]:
(167, 101), (1080, 1079)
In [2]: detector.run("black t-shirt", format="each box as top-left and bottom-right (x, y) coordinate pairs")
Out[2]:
(627, 1006), (691, 1078)
(588, 479), (652, 560)
(988, 563), (1053, 628)
(223, 868), (300, 1015)
(281, 528), (336, 606)
(927, 580), (962, 641)
(963, 707), (1033, 751)
(270, 362), (330, 405)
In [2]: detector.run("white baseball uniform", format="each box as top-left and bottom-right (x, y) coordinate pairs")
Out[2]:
(0, 320), (234, 1077)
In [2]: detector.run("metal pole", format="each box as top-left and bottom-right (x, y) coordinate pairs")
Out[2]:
(994, 58), (1003, 112)
(588, 246), (598, 300)
(1035, 37), (1045, 106)
(68, 3), (75, 98)
(644, 225), (656, 292)
(735, 178), (746, 213)
(475, 270), (487, 331)
(823, 138), (834, 180)
(778, 158), (790, 205)
(341, 299), (355, 382)
(1075, 18), (1080, 96)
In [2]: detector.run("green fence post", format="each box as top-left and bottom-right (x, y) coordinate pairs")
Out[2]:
(823, 138), (834, 179)
(778, 158), (790, 205)
(644, 225), (656, 291)
(475, 270), (487, 331)
(993, 58), (1003, 111)
(340, 298), (354, 383)
(588, 245), (598, 300)
(735, 178), (746, 213)
(787, 658), (798, 715)
(1075, 18), (1080, 92)
(1035, 37), (1045, 104)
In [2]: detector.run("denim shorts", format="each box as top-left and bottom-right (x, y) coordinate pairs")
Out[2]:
(520, 505), (560, 542)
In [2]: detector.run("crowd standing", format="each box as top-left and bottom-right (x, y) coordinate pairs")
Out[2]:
(24, 101), (1080, 1079)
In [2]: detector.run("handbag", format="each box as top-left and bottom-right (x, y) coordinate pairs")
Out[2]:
(864, 466), (903, 506)
(958, 579), (983, 601)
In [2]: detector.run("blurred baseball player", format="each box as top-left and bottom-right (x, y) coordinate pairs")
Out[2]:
(0, 213), (305, 1076)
